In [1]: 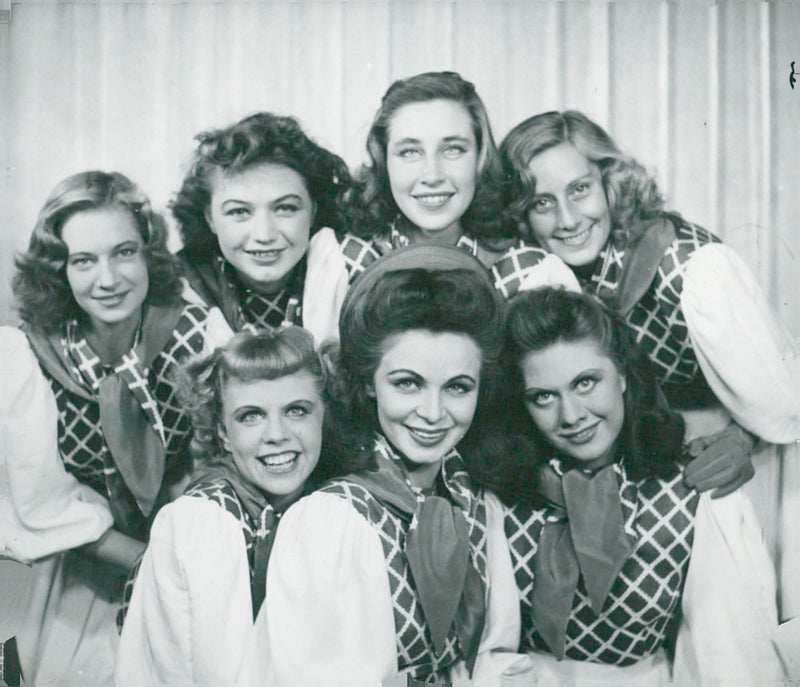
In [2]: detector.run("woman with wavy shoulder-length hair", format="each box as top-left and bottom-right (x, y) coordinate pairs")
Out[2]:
(3, 170), (228, 687)
(482, 287), (785, 685)
(240, 246), (521, 686)
(338, 71), (536, 281)
(172, 111), (352, 343)
(116, 327), (339, 685)
(492, 112), (800, 621)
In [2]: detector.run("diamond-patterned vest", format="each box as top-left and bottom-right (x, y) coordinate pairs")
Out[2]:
(504, 462), (699, 666)
(319, 478), (488, 682)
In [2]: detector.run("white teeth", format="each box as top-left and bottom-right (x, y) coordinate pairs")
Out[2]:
(561, 229), (590, 246)
(257, 451), (298, 472)
(415, 194), (452, 208)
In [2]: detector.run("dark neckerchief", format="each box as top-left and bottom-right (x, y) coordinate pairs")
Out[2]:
(530, 457), (637, 659)
(343, 434), (486, 675)
(25, 302), (184, 529)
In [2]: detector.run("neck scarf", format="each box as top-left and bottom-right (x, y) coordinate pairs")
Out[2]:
(26, 303), (183, 526)
(346, 435), (486, 674)
(386, 219), (480, 257)
(531, 458), (636, 659)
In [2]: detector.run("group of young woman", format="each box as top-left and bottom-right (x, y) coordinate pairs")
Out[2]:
(1, 70), (797, 686)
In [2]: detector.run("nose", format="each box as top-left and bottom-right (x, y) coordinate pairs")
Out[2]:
(262, 414), (288, 444)
(415, 389), (445, 424)
(420, 154), (444, 186)
(96, 258), (119, 289)
(559, 392), (586, 427)
(251, 210), (279, 243)
(557, 200), (579, 231)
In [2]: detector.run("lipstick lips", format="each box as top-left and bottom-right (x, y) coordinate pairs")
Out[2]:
(256, 450), (299, 473)
(245, 247), (286, 264)
(93, 291), (129, 307)
(559, 422), (599, 445)
(558, 225), (592, 247)
(413, 192), (455, 209)
(405, 425), (453, 447)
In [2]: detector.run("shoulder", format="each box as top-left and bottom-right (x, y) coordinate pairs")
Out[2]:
(656, 213), (721, 268)
(491, 241), (580, 299)
(337, 233), (382, 282)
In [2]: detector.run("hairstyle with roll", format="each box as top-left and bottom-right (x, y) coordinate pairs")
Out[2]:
(335, 266), (506, 475)
(500, 110), (664, 246)
(173, 112), (352, 262)
(484, 287), (685, 506)
(13, 170), (181, 334)
(343, 71), (512, 243)
(174, 326), (340, 487)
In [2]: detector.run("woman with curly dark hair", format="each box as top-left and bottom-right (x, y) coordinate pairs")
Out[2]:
(172, 111), (352, 343)
(2, 170), (229, 686)
(492, 110), (800, 624)
(339, 71), (537, 280)
(484, 287), (783, 684)
(241, 246), (521, 686)
(116, 327), (337, 684)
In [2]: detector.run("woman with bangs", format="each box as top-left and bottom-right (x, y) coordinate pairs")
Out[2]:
(492, 112), (799, 626)
(2, 171), (229, 686)
(116, 327), (337, 685)
(339, 71), (557, 281)
(173, 111), (352, 343)
(241, 246), (521, 685)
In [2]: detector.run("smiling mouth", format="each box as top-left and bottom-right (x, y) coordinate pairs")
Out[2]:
(94, 292), (128, 306)
(560, 423), (599, 444)
(406, 426), (452, 447)
(246, 248), (285, 263)
(558, 227), (592, 247)
(413, 193), (454, 209)
(257, 451), (299, 473)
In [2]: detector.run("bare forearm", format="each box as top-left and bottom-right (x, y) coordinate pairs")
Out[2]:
(78, 527), (146, 572)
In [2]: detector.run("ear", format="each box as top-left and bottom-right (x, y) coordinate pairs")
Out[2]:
(365, 381), (376, 398)
(205, 207), (217, 235)
(620, 373), (627, 395)
(217, 421), (231, 452)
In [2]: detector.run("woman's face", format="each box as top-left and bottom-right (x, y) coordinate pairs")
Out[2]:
(207, 162), (315, 295)
(386, 99), (479, 246)
(526, 142), (612, 267)
(62, 206), (149, 333)
(219, 370), (324, 509)
(370, 329), (482, 488)
(521, 338), (625, 470)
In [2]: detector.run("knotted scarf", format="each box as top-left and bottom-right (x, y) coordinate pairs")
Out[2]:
(181, 252), (304, 332)
(346, 435), (487, 674)
(25, 303), (183, 534)
(531, 459), (636, 659)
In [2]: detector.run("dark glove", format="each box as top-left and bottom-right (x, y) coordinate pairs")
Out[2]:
(683, 421), (757, 498)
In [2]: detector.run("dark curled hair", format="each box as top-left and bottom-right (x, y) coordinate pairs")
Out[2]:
(13, 170), (181, 334)
(487, 287), (685, 506)
(343, 71), (514, 244)
(334, 268), (506, 476)
(173, 326), (340, 487)
(500, 110), (664, 246)
(172, 112), (352, 261)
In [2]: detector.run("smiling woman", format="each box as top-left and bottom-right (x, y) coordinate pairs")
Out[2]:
(3, 170), (229, 686)
(240, 245), (521, 685)
(116, 327), (338, 685)
(173, 112), (352, 343)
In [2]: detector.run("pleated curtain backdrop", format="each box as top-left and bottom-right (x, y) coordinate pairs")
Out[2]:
(1, 0), (799, 335)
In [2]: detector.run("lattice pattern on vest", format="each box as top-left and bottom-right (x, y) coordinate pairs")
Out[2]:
(589, 220), (720, 385)
(321, 479), (461, 682)
(48, 304), (210, 498)
(504, 462), (699, 666)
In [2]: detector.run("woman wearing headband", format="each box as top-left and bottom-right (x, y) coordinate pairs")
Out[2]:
(240, 246), (520, 685)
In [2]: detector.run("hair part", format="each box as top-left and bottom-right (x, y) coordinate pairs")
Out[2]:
(500, 110), (664, 245)
(172, 112), (352, 261)
(484, 287), (684, 505)
(343, 71), (512, 243)
(13, 170), (181, 334)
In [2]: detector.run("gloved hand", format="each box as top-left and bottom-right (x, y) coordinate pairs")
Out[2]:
(683, 421), (757, 498)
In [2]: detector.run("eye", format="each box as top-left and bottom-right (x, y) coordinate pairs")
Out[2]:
(116, 246), (140, 259)
(396, 148), (422, 161)
(445, 380), (475, 396)
(570, 181), (591, 199)
(68, 256), (95, 269)
(235, 409), (264, 424)
(530, 196), (555, 214)
(224, 206), (250, 218)
(441, 144), (467, 159)
(274, 203), (301, 216)
(392, 378), (421, 392)
(575, 376), (598, 393)
(526, 391), (555, 408)
(285, 404), (312, 418)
